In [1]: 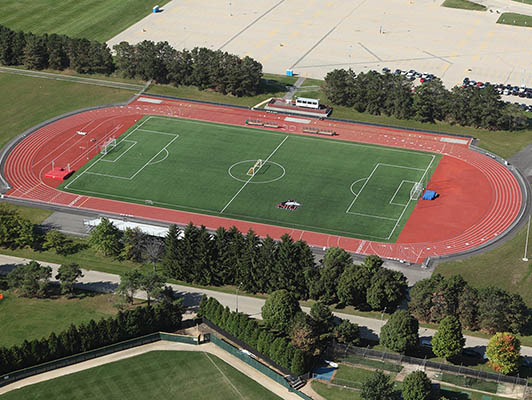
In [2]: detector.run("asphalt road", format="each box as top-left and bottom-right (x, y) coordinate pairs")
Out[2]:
(1, 254), (531, 360)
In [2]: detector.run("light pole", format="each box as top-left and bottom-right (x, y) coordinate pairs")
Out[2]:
(381, 307), (387, 326)
(523, 213), (530, 261)
(236, 282), (243, 312)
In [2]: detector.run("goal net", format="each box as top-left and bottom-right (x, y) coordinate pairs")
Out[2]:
(101, 138), (117, 155)
(410, 181), (424, 200)
(247, 159), (264, 176)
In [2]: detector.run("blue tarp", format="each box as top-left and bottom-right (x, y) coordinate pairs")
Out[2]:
(422, 190), (437, 200)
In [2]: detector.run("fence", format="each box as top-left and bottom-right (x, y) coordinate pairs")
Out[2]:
(332, 343), (529, 390)
(0, 332), (199, 388)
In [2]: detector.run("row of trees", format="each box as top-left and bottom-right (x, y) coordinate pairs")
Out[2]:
(409, 274), (530, 334)
(157, 222), (408, 311)
(0, 25), (263, 96)
(323, 69), (528, 130)
(114, 41), (263, 96)
(0, 301), (183, 375)
(361, 370), (432, 400)
(199, 292), (360, 375)
(7, 261), (83, 297)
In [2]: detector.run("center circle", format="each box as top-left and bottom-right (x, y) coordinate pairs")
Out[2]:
(228, 160), (286, 184)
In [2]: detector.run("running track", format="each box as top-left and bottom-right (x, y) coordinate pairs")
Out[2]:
(2, 95), (522, 263)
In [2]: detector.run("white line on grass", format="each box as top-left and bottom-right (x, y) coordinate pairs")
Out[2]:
(386, 155), (436, 240)
(138, 128), (177, 136)
(219, 135), (288, 214)
(129, 135), (179, 180)
(345, 163), (380, 214)
(99, 140), (137, 163)
(389, 180), (416, 206)
(203, 353), (245, 400)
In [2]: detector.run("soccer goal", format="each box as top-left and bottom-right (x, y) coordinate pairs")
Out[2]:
(101, 138), (117, 155)
(247, 159), (264, 176)
(410, 181), (424, 200)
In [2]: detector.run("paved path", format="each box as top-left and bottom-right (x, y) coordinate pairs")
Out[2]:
(0, 340), (303, 399)
(1, 254), (531, 359)
(282, 77), (306, 100)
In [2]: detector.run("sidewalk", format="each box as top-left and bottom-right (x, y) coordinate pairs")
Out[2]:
(1, 254), (531, 357)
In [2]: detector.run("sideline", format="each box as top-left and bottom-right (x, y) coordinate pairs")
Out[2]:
(0, 341), (303, 399)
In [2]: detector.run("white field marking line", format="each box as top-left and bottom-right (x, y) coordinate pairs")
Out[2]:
(128, 134), (179, 180)
(64, 117), (154, 189)
(389, 180), (416, 206)
(345, 163), (380, 214)
(148, 148), (169, 165)
(348, 212), (398, 221)
(99, 140), (137, 163)
(219, 135), (289, 214)
(84, 172), (131, 180)
(386, 154), (436, 240)
(54, 185), (393, 240)
(137, 128), (176, 136)
(378, 163), (425, 171)
(203, 353), (245, 400)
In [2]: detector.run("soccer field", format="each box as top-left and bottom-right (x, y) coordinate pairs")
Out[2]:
(61, 116), (440, 241)
(0, 351), (282, 400)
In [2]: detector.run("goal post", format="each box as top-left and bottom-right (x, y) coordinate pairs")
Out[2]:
(410, 181), (424, 200)
(101, 138), (117, 155)
(247, 159), (264, 176)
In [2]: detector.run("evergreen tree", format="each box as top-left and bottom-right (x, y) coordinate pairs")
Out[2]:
(55, 263), (83, 296)
(291, 349), (306, 375)
(23, 34), (48, 70)
(162, 224), (182, 279)
(402, 371), (432, 400)
(253, 235), (277, 293)
(337, 264), (372, 308)
(431, 316), (465, 360)
(361, 370), (395, 400)
(88, 217), (123, 257)
(123, 227), (147, 263)
(7, 261), (52, 297)
(261, 289), (301, 335)
(333, 320), (360, 345)
(380, 310), (419, 354)
(366, 268), (408, 311)
(316, 247), (352, 304)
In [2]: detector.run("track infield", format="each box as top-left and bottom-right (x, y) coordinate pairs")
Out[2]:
(59, 116), (439, 242)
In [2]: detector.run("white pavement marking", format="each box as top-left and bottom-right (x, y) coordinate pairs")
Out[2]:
(220, 135), (288, 213)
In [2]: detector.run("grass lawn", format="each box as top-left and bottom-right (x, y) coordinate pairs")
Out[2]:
(2, 203), (53, 225)
(146, 75), (291, 108)
(512, 0), (532, 4)
(441, 0), (487, 10)
(434, 224), (532, 313)
(0, 0), (169, 42)
(59, 116), (439, 241)
(332, 364), (396, 389)
(0, 350), (282, 400)
(0, 74), (132, 151)
(439, 384), (509, 400)
(311, 381), (361, 400)
(497, 12), (532, 27)
(0, 288), (119, 347)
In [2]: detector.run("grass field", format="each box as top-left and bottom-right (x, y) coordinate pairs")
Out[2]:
(497, 12), (532, 27)
(0, 74), (132, 151)
(0, 289), (119, 347)
(441, 0), (487, 10)
(512, 0), (532, 4)
(60, 116), (439, 241)
(0, 0), (169, 42)
(0, 350), (282, 400)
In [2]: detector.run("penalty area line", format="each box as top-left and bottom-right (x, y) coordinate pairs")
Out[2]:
(220, 135), (288, 214)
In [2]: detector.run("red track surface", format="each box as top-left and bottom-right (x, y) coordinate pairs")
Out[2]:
(3, 96), (522, 263)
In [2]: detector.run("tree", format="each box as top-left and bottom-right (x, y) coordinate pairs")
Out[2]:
(431, 316), (465, 360)
(486, 332), (521, 375)
(88, 217), (123, 257)
(309, 301), (334, 336)
(333, 319), (360, 345)
(55, 263), (83, 296)
(337, 264), (372, 308)
(117, 269), (143, 303)
(402, 371), (432, 400)
(412, 78), (449, 123)
(457, 284), (478, 330)
(139, 270), (165, 306)
(7, 261), (51, 297)
(23, 34), (48, 70)
(123, 227), (146, 263)
(323, 68), (356, 106)
(291, 349), (306, 375)
(361, 370), (395, 400)
(261, 289), (301, 335)
(380, 310), (419, 354)
(43, 229), (71, 255)
(143, 236), (163, 272)
(409, 275), (443, 322)
(366, 268), (408, 311)
(290, 312), (320, 355)
(315, 247), (352, 304)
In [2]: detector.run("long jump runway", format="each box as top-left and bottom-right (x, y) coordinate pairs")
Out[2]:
(2, 95), (522, 263)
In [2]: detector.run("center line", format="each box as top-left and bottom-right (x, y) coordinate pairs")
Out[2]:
(220, 136), (288, 213)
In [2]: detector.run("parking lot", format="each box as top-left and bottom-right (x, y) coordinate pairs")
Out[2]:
(108, 0), (532, 90)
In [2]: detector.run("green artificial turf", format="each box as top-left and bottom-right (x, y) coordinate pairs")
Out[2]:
(442, 0), (487, 10)
(0, 0), (169, 42)
(497, 12), (532, 27)
(0, 290), (119, 347)
(60, 116), (439, 241)
(0, 350), (282, 400)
